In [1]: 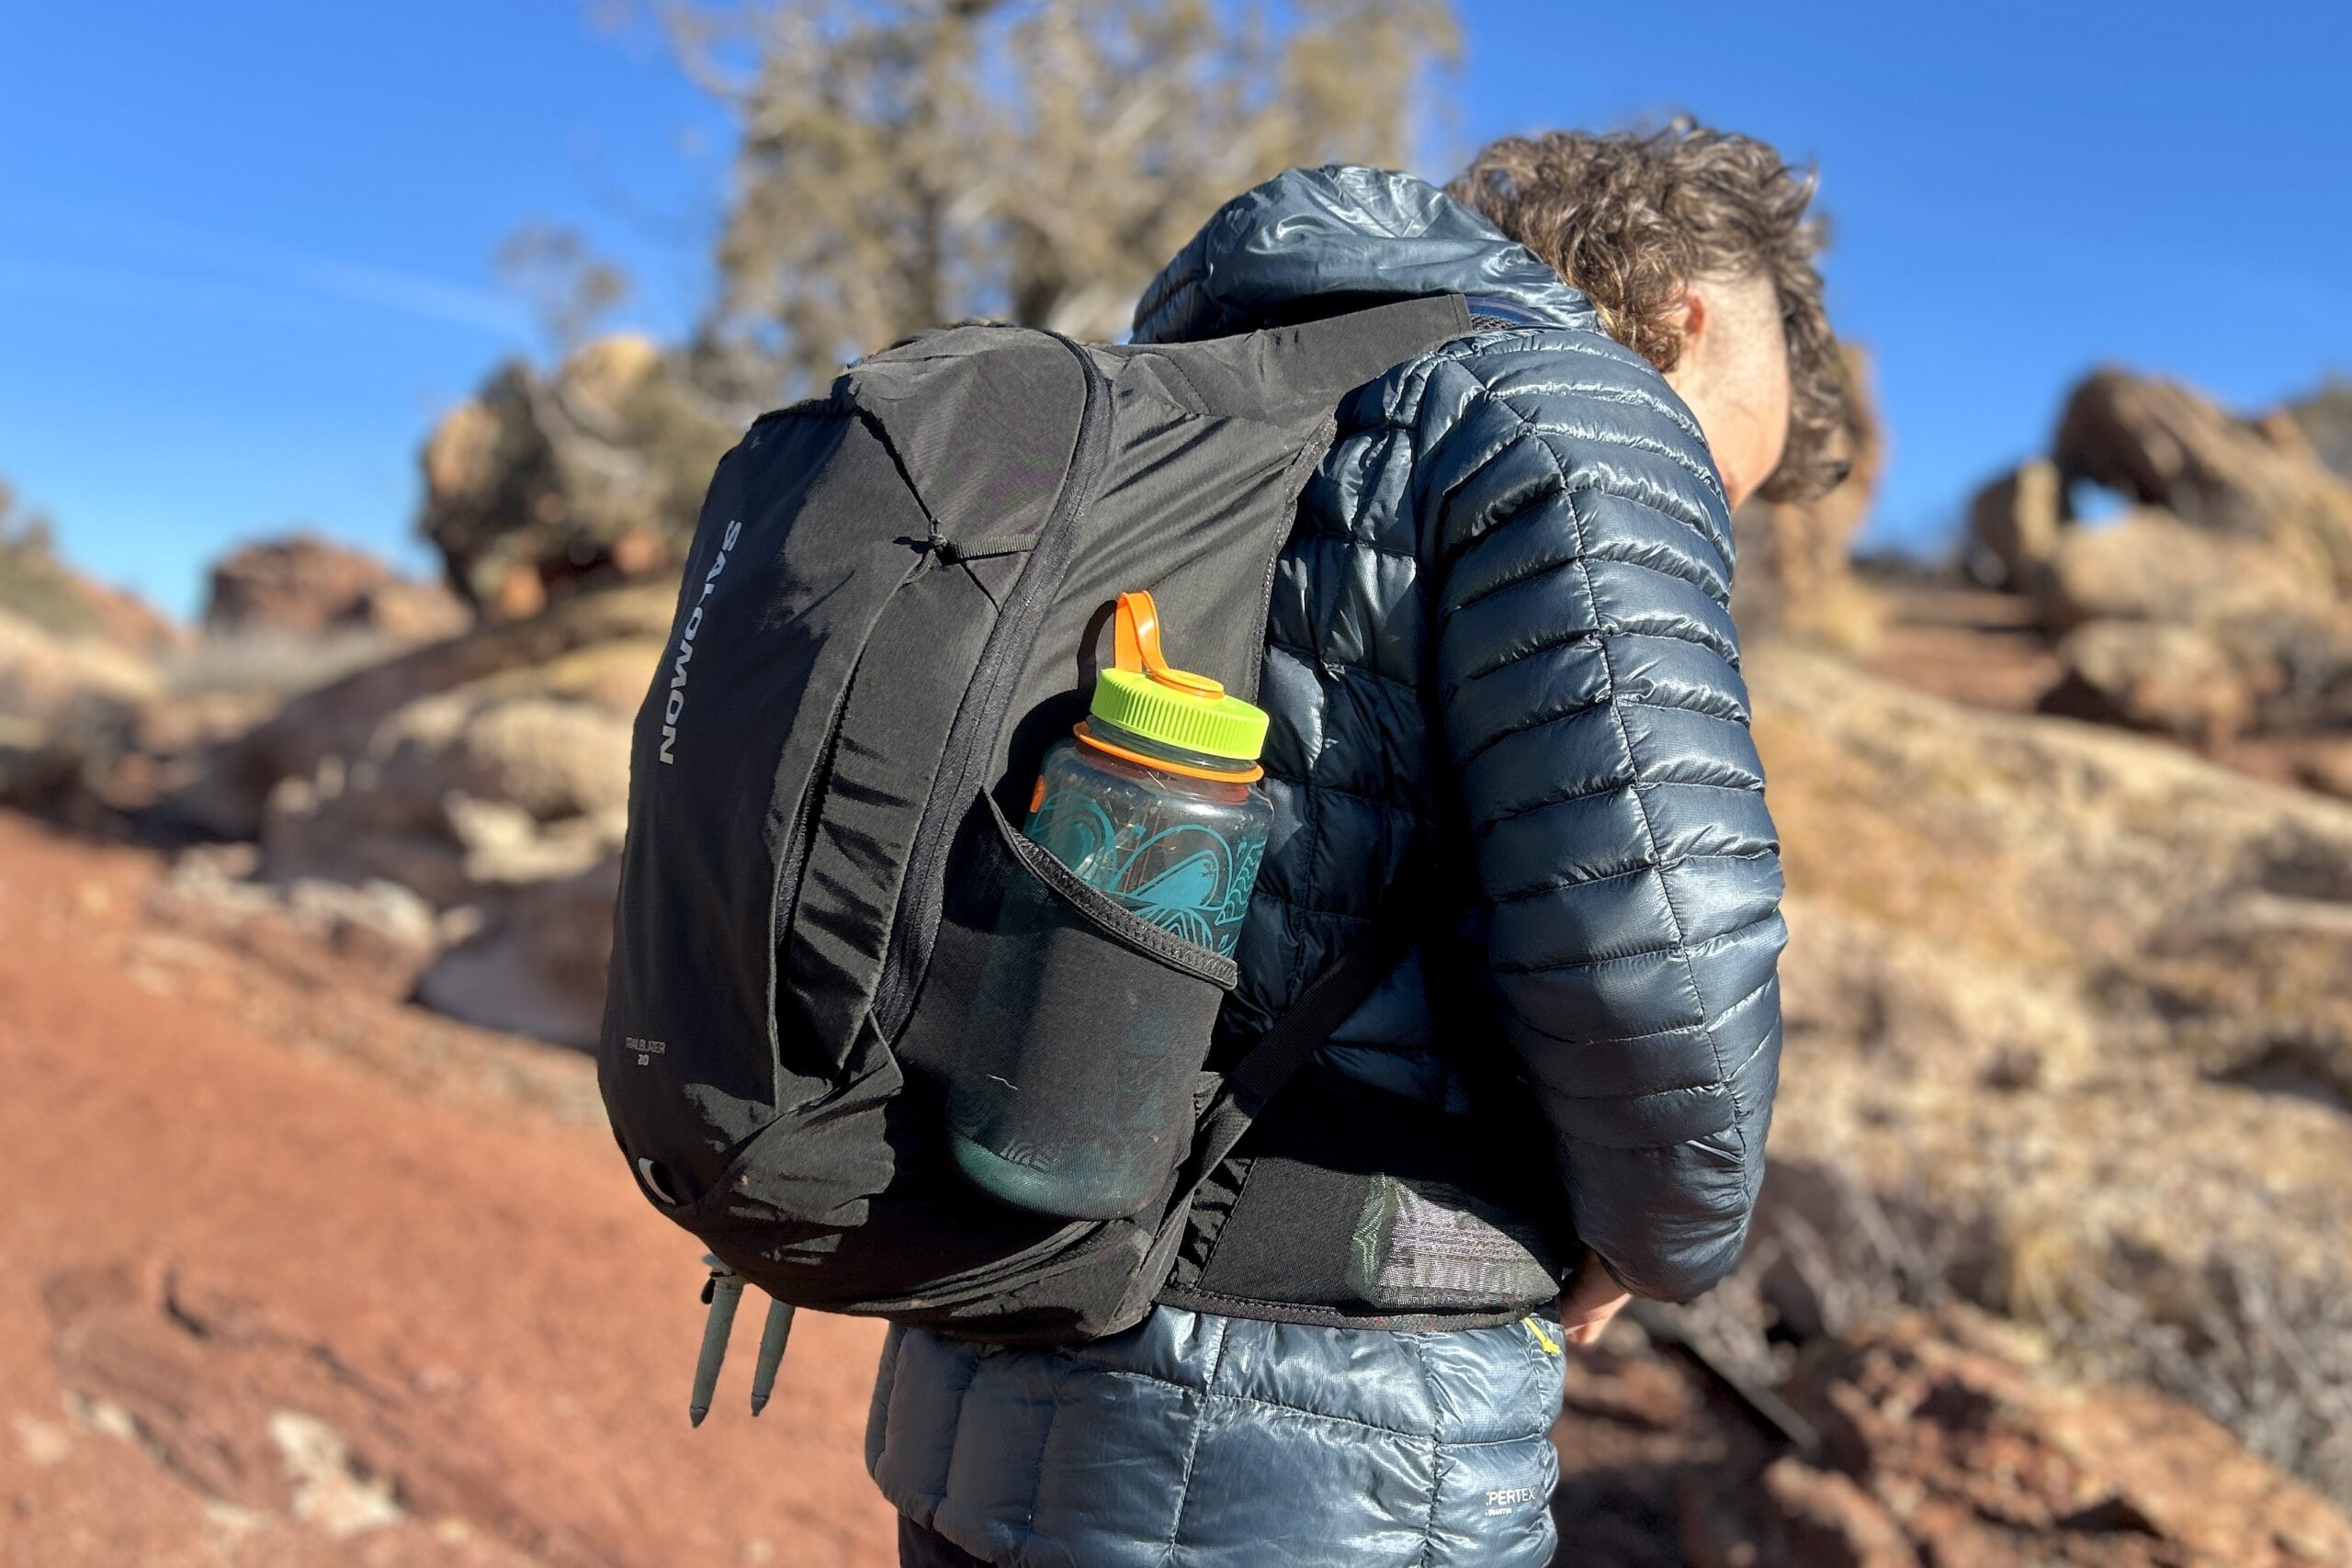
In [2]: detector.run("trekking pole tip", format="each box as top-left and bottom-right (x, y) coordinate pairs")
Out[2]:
(689, 1404), (710, 1427)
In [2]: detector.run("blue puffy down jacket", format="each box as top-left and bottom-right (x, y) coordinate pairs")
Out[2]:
(868, 165), (1785, 1566)
(873, 1309), (1569, 1568)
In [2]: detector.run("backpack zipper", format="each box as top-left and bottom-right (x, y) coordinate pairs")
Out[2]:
(871, 334), (1112, 1038)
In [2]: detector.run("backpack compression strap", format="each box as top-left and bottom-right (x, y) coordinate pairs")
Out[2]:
(1197, 868), (1434, 1169)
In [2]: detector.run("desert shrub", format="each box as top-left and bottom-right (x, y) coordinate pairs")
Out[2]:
(2051, 1238), (2352, 1504)
(2292, 376), (2352, 483)
(0, 485), (97, 638)
(1657, 1163), (2352, 1507)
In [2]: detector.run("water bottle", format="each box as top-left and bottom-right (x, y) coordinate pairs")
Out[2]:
(947, 591), (1272, 1217)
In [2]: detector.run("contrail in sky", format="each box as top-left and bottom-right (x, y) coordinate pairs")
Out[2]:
(0, 202), (532, 337)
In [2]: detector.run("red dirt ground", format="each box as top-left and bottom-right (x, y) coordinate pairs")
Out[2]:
(0, 811), (896, 1568)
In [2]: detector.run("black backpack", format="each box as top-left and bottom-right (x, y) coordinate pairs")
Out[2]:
(598, 295), (1472, 1364)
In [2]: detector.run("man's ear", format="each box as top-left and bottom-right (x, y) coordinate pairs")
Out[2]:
(1672, 286), (1709, 368)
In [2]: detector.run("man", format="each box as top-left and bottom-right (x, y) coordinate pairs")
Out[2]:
(870, 121), (1843, 1568)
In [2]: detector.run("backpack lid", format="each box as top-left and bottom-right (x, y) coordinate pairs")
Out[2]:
(1088, 591), (1269, 763)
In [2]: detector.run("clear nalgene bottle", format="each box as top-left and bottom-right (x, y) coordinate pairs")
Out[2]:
(947, 591), (1272, 1218)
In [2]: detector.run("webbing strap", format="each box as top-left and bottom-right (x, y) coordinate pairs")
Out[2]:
(1192, 870), (1432, 1176)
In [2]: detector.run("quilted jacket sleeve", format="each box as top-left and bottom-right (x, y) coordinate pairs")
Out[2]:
(1419, 333), (1786, 1303)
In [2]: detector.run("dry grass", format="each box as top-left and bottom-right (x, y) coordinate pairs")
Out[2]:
(2054, 1238), (2352, 1504)
(1657, 1162), (2352, 1509)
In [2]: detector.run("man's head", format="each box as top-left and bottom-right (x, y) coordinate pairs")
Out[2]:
(1447, 120), (1843, 509)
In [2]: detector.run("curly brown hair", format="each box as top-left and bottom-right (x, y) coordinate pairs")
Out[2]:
(1447, 119), (1846, 503)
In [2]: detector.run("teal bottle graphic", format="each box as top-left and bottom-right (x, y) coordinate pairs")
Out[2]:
(1025, 759), (1266, 958)
(947, 592), (1272, 1218)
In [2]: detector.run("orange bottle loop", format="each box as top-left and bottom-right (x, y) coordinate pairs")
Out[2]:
(1114, 591), (1227, 697)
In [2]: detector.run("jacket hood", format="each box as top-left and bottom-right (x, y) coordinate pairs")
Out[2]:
(1132, 164), (1598, 344)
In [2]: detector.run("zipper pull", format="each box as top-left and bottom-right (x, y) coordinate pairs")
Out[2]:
(688, 1255), (744, 1427)
(749, 1296), (797, 1416)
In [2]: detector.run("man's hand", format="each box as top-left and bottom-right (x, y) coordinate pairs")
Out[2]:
(1558, 1247), (1633, 1348)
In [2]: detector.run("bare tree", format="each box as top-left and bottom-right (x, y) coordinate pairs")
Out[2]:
(497, 222), (635, 352)
(418, 0), (1454, 609)
(665, 0), (1458, 396)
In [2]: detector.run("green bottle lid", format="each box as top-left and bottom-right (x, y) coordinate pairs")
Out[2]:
(1090, 666), (1269, 762)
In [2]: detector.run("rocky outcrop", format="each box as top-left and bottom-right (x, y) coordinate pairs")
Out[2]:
(2030, 506), (2329, 632)
(1731, 344), (1883, 649)
(156, 581), (670, 1043)
(243, 598), (651, 906)
(1559, 1308), (2352, 1568)
(0, 608), (159, 811)
(258, 687), (632, 904)
(1963, 457), (2063, 592)
(165, 580), (671, 846)
(204, 533), (468, 644)
(1962, 370), (2352, 746)
(2056, 368), (2352, 589)
(420, 335), (739, 619)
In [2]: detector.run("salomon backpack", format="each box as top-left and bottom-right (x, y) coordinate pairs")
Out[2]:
(598, 295), (1472, 1356)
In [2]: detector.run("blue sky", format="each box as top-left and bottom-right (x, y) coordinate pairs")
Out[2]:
(3, 1), (2346, 617)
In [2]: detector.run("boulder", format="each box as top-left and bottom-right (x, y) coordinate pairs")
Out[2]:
(1730, 344), (1883, 649)
(413, 858), (619, 1048)
(2054, 368), (2352, 591)
(1963, 458), (2063, 592)
(164, 579), (672, 843)
(0, 608), (160, 811)
(257, 689), (633, 904)
(2030, 506), (2327, 631)
(420, 335), (739, 618)
(1951, 373), (2352, 758)
(148, 581), (667, 1050)
(2039, 619), (2262, 739)
(203, 533), (468, 644)
(249, 615), (646, 905)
